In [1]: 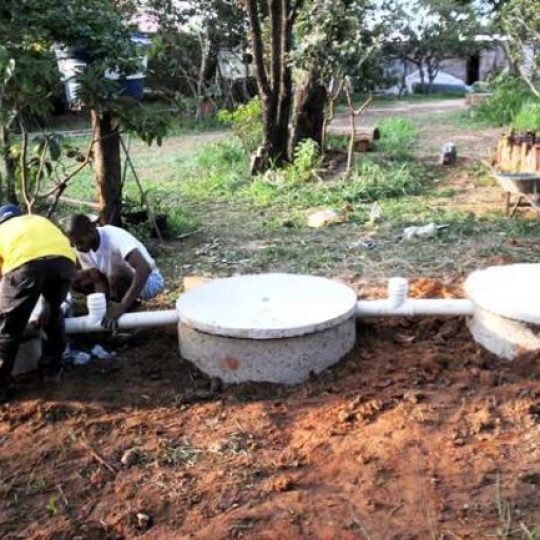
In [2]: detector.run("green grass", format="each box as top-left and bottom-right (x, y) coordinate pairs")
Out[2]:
(376, 117), (420, 159)
(440, 109), (495, 129)
(336, 92), (466, 113)
(30, 100), (540, 280)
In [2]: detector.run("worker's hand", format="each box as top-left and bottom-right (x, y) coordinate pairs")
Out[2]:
(101, 302), (126, 332)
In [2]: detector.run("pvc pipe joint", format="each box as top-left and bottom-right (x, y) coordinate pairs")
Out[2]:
(86, 292), (107, 324)
(387, 277), (409, 308)
(356, 278), (475, 318)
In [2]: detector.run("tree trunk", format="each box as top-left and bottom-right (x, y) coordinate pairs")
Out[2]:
(196, 25), (219, 119)
(1, 122), (18, 204)
(289, 71), (327, 158)
(418, 64), (426, 93)
(91, 109), (122, 225)
(245, 0), (298, 171)
(427, 59), (438, 94)
(399, 59), (408, 96)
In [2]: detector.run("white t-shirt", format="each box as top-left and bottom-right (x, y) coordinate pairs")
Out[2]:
(76, 225), (157, 278)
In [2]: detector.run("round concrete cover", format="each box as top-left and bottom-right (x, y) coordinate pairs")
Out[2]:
(465, 263), (540, 325)
(176, 273), (358, 339)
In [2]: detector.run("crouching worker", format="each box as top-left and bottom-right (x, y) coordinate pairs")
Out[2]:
(0, 205), (76, 402)
(67, 214), (164, 330)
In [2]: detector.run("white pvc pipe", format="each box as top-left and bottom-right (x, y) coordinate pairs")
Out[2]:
(357, 298), (474, 317)
(64, 292), (179, 334)
(356, 277), (474, 318)
(65, 309), (179, 334)
(63, 276), (475, 335)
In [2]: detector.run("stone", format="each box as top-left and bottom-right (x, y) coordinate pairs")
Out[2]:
(135, 512), (153, 531)
(121, 447), (141, 467)
(439, 142), (457, 166)
(307, 209), (347, 228)
(468, 307), (540, 361)
(403, 390), (425, 404)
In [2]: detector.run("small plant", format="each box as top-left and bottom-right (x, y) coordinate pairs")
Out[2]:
(217, 97), (263, 153)
(376, 117), (420, 160)
(282, 139), (323, 184)
(158, 437), (202, 467)
(512, 101), (540, 132)
(46, 495), (59, 516)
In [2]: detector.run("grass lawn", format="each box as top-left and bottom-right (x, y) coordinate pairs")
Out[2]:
(49, 97), (540, 285)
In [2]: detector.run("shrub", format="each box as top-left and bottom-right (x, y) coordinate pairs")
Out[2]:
(512, 100), (540, 132)
(376, 117), (420, 159)
(475, 76), (532, 126)
(283, 139), (323, 184)
(217, 97), (263, 153)
(342, 158), (432, 202)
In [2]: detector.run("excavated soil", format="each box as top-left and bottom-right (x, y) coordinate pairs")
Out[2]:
(1, 279), (540, 539)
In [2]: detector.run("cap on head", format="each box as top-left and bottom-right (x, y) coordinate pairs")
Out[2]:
(0, 204), (22, 225)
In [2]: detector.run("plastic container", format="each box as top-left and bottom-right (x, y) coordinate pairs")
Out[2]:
(54, 34), (151, 107)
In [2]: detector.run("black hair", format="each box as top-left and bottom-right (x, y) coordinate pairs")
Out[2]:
(68, 214), (96, 236)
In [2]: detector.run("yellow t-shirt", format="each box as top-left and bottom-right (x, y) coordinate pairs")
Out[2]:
(0, 215), (76, 275)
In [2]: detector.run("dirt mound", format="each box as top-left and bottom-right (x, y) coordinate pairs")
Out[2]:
(1, 319), (540, 539)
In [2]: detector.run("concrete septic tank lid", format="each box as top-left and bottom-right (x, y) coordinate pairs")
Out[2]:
(176, 273), (358, 339)
(465, 263), (540, 325)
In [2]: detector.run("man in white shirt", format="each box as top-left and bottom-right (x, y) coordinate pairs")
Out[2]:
(67, 214), (164, 329)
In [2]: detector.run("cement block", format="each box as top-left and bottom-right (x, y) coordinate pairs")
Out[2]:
(179, 316), (356, 385)
(468, 307), (540, 360)
(176, 273), (358, 339)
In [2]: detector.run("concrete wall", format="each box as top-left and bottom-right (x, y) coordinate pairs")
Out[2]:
(479, 45), (508, 81)
(384, 43), (509, 87)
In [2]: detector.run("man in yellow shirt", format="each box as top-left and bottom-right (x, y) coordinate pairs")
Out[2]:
(0, 205), (76, 402)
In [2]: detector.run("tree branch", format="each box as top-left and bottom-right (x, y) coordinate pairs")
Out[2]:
(270, 0), (283, 95)
(44, 131), (97, 218)
(244, 0), (270, 99)
(33, 140), (49, 202)
(18, 118), (32, 213)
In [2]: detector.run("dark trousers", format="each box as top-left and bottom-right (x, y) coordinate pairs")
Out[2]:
(0, 256), (76, 387)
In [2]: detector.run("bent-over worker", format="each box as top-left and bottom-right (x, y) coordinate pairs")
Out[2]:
(0, 205), (76, 402)
(67, 214), (164, 330)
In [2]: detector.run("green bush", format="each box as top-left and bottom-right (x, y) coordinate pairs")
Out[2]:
(377, 117), (420, 159)
(217, 98), (263, 153)
(342, 158), (432, 202)
(475, 76), (532, 126)
(512, 100), (540, 132)
(282, 139), (323, 184)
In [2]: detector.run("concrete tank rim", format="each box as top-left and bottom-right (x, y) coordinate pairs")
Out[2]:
(465, 263), (540, 326)
(176, 273), (358, 339)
